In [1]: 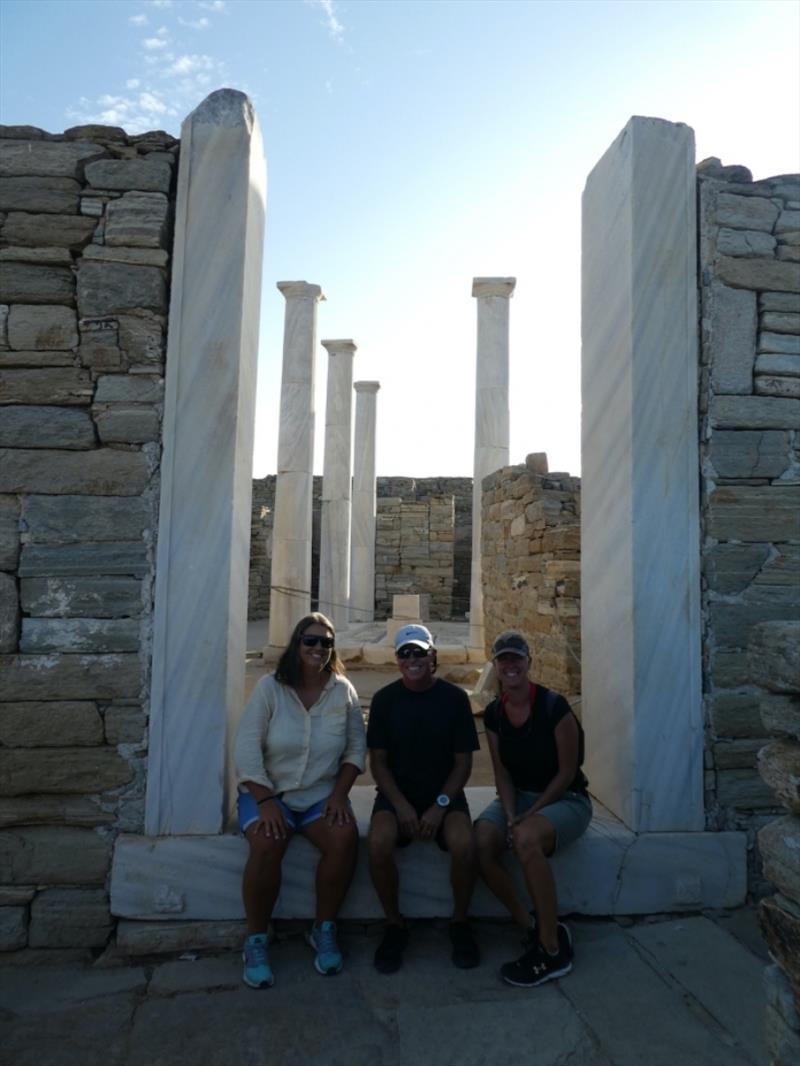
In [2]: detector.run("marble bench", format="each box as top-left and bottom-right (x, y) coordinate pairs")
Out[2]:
(110, 787), (746, 922)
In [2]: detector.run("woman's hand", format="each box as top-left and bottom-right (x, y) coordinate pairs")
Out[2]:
(511, 806), (539, 827)
(256, 798), (290, 840)
(323, 790), (353, 826)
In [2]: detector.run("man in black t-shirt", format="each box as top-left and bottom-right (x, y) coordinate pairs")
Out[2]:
(367, 624), (480, 973)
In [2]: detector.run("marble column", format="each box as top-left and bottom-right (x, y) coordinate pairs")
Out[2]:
(317, 340), (356, 628)
(469, 278), (515, 654)
(349, 380), (380, 623)
(145, 90), (266, 836)
(581, 116), (703, 832)
(267, 281), (324, 651)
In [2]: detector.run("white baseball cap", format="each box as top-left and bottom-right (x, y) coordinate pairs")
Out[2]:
(394, 624), (435, 651)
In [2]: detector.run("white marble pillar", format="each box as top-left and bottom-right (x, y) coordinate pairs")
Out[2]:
(349, 380), (380, 623)
(145, 89), (266, 836)
(267, 281), (324, 651)
(317, 340), (356, 627)
(469, 278), (515, 653)
(581, 116), (703, 832)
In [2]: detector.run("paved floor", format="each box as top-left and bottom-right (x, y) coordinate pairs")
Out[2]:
(0, 911), (769, 1066)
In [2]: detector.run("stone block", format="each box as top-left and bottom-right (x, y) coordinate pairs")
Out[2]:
(761, 694), (800, 740)
(0, 886), (35, 904)
(116, 918), (247, 956)
(105, 192), (168, 247)
(759, 815), (800, 903)
(760, 896), (800, 998)
(0, 571), (19, 652)
(712, 738), (766, 769)
(23, 494), (150, 544)
(0, 140), (106, 178)
(716, 768), (776, 809)
(95, 406), (160, 443)
(708, 430), (789, 479)
(0, 494), (20, 569)
(28, 888), (111, 947)
(761, 292), (800, 312)
(0, 262), (73, 305)
(710, 395), (800, 429)
(0, 176), (80, 214)
(104, 704), (146, 745)
(717, 256), (800, 293)
(21, 576), (142, 618)
(760, 331), (800, 356)
(0, 827), (111, 884)
(776, 209), (800, 235)
(710, 690), (763, 737)
(756, 353), (800, 376)
(0, 746), (133, 796)
(0, 349), (76, 367)
(716, 193), (780, 231)
(0, 406), (95, 449)
(82, 245), (168, 267)
(94, 374), (162, 403)
(116, 313), (163, 364)
(0, 905), (27, 950)
(0, 367), (93, 405)
(19, 543), (148, 578)
(0, 796), (114, 828)
(6, 304), (78, 349)
(749, 621), (800, 693)
(0, 245), (72, 265)
(755, 374), (800, 399)
(77, 261), (166, 316)
(717, 227), (776, 257)
(20, 617), (140, 654)
(711, 601), (800, 651)
(707, 486), (800, 542)
(84, 158), (172, 193)
(0, 701), (103, 746)
(0, 212), (96, 249)
(759, 740), (800, 814)
(0, 302), (6, 347)
(0, 653), (141, 700)
(0, 447), (149, 495)
(703, 543), (770, 594)
(762, 311), (800, 334)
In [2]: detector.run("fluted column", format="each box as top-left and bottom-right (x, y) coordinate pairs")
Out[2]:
(469, 277), (516, 654)
(318, 339), (356, 627)
(267, 281), (324, 650)
(350, 380), (380, 622)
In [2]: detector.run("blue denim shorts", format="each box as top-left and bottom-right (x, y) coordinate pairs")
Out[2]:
(237, 793), (327, 835)
(476, 790), (592, 852)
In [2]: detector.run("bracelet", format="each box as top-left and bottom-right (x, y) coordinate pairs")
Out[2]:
(257, 793), (283, 805)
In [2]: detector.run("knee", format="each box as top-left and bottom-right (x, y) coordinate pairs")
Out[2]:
(367, 827), (395, 865)
(247, 833), (285, 864)
(446, 826), (477, 866)
(511, 826), (545, 861)
(475, 823), (502, 863)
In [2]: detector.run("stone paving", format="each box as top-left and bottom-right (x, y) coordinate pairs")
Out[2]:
(0, 911), (768, 1066)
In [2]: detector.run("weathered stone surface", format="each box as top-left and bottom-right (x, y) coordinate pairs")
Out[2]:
(759, 740), (800, 815)
(116, 918), (247, 956)
(20, 618), (140, 654)
(105, 704), (146, 745)
(762, 312), (800, 334)
(761, 292), (800, 312)
(708, 430), (789, 479)
(711, 650), (751, 688)
(95, 406), (160, 444)
(117, 314), (163, 365)
(0, 571), (19, 653)
(707, 284), (756, 395)
(6, 304), (78, 349)
(707, 485), (800, 541)
(756, 353), (800, 377)
(0, 905), (27, 949)
(0, 746), (133, 796)
(0, 302), (7, 346)
(0, 368), (92, 405)
(760, 331), (800, 356)
(0, 885), (35, 903)
(77, 261), (165, 315)
(19, 543), (149, 578)
(0, 701), (103, 747)
(778, 244), (800, 262)
(749, 621), (800, 693)
(759, 816), (800, 902)
(0, 140), (106, 178)
(717, 768), (776, 809)
(712, 738), (765, 769)
(0, 262), (73, 305)
(710, 395), (800, 429)
(23, 494), (150, 544)
(0, 349), (75, 367)
(0, 406), (94, 449)
(82, 245), (168, 267)
(760, 895), (800, 999)
(776, 210), (800, 235)
(0, 245), (72, 265)
(64, 123), (127, 142)
(761, 694), (800, 740)
(717, 227), (776, 257)
(0, 495), (20, 570)
(717, 256), (800, 293)
(28, 888), (111, 948)
(0, 795), (114, 828)
(765, 965), (800, 1066)
(0, 448), (149, 494)
(710, 690), (763, 737)
(105, 192), (168, 247)
(755, 374), (800, 399)
(94, 375), (162, 403)
(0, 827), (111, 884)
(21, 576), (142, 618)
(711, 601), (800, 650)
(84, 158), (172, 193)
(716, 193), (780, 231)
(0, 176), (81, 214)
(0, 654), (141, 700)
(704, 543), (770, 595)
(1, 212), (96, 249)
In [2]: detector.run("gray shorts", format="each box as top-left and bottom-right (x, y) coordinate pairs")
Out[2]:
(476, 790), (592, 852)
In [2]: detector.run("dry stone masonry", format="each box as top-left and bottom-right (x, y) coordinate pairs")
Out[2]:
(0, 121), (177, 950)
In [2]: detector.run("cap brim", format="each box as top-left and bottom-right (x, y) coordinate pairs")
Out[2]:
(396, 640), (432, 651)
(492, 647), (528, 658)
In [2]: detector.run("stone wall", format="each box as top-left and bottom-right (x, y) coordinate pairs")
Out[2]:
(0, 122), (176, 950)
(697, 162), (800, 878)
(481, 457), (581, 705)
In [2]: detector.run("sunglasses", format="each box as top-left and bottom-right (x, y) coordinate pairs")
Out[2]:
(301, 634), (335, 650)
(397, 646), (429, 660)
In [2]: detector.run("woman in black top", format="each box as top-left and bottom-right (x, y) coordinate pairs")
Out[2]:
(475, 631), (591, 988)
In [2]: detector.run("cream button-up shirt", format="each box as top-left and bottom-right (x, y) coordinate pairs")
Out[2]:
(234, 672), (366, 810)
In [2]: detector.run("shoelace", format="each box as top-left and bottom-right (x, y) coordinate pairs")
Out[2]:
(316, 924), (338, 956)
(246, 938), (267, 967)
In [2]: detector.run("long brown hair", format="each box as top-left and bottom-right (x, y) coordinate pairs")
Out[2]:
(274, 612), (344, 687)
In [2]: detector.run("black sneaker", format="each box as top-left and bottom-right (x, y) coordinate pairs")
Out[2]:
(374, 924), (409, 974)
(523, 916), (573, 958)
(500, 939), (572, 988)
(449, 921), (480, 969)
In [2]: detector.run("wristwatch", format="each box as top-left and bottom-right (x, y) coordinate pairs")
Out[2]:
(436, 794), (451, 809)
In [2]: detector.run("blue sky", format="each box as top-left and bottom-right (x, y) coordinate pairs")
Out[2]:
(2, 0), (799, 477)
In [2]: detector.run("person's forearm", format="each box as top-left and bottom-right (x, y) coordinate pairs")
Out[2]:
(331, 762), (359, 797)
(438, 757), (471, 800)
(244, 780), (280, 803)
(371, 761), (410, 809)
(494, 766), (517, 821)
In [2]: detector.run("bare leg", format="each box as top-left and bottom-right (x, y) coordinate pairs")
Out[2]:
(242, 825), (292, 934)
(476, 820), (530, 929)
(441, 812), (477, 923)
(301, 817), (359, 923)
(367, 811), (403, 924)
(512, 815), (559, 953)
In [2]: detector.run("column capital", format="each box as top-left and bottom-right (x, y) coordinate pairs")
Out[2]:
(322, 339), (357, 355)
(277, 281), (324, 301)
(472, 277), (516, 299)
(354, 380), (380, 393)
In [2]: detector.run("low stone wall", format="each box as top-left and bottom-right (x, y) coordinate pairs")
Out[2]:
(697, 164), (800, 881)
(0, 122), (176, 950)
(481, 458), (581, 705)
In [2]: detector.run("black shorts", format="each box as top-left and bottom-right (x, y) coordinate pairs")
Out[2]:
(371, 793), (471, 852)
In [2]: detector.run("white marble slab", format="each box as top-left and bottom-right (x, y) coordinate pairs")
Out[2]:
(145, 90), (266, 836)
(581, 117), (703, 833)
(349, 381), (380, 623)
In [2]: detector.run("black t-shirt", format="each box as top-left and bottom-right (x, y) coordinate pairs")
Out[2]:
(366, 678), (480, 810)
(484, 684), (588, 795)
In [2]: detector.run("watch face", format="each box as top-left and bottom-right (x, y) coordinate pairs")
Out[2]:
(436, 794), (450, 808)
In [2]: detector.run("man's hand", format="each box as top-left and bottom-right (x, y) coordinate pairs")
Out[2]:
(419, 804), (446, 840)
(324, 790), (353, 826)
(395, 799), (420, 838)
(255, 798), (290, 840)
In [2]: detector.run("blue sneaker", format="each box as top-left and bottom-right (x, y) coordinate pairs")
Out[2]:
(242, 932), (274, 988)
(307, 920), (343, 975)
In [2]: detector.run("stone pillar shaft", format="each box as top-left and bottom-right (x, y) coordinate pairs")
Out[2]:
(268, 281), (324, 650)
(470, 278), (515, 653)
(350, 381), (380, 622)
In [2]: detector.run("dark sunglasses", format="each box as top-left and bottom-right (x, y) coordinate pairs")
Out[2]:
(397, 646), (429, 660)
(301, 634), (335, 649)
